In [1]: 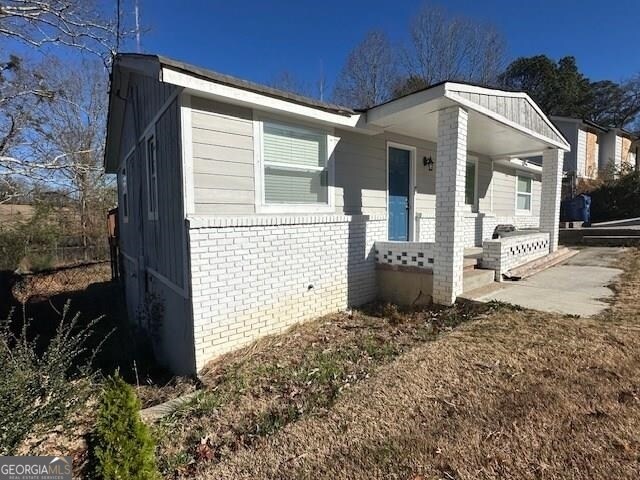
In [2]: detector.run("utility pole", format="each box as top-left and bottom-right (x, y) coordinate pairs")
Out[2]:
(135, 0), (141, 53)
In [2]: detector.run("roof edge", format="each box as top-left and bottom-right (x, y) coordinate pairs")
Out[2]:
(152, 54), (355, 116)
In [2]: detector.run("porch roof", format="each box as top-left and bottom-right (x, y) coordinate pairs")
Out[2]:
(366, 82), (571, 158)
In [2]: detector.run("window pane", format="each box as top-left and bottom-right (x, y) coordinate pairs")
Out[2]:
(517, 193), (531, 210)
(264, 123), (326, 168)
(517, 176), (532, 193)
(265, 167), (327, 204)
(465, 161), (476, 205)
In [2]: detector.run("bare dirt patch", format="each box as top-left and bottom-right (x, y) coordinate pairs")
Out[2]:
(165, 249), (640, 480)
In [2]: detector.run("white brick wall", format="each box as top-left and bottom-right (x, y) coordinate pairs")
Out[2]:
(375, 241), (435, 269)
(433, 106), (468, 305)
(188, 215), (386, 370)
(416, 214), (436, 242)
(540, 149), (563, 252)
(482, 232), (550, 280)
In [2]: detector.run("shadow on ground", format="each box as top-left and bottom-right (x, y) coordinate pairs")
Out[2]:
(0, 269), (177, 387)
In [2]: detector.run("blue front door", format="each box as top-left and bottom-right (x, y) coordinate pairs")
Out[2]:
(388, 147), (411, 241)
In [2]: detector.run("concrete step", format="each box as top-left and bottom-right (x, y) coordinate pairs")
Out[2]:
(458, 282), (505, 302)
(463, 268), (495, 293)
(583, 236), (640, 246)
(505, 247), (578, 280)
(560, 228), (640, 245)
(463, 256), (479, 270)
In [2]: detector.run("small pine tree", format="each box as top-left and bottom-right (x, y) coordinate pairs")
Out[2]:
(93, 374), (160, 479)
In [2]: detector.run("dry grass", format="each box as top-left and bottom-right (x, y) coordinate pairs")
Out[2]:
(155, 249), (640, 480)
(154, 302), (496, 477)
(11, 262), (111, 303)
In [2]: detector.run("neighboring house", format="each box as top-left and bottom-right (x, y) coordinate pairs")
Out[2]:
(552, 116), (638, 179)
(599, 128), (638, 173)
(104, 54), (569, 374)
(551, 116), (607, 179)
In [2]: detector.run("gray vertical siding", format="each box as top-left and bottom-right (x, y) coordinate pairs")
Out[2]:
(116, 75), (193, 373)
(452, 90), (564, 146)
(120, 73), (177, 156)
(553, 120), (578, 173)
(143, 98), (186, 288)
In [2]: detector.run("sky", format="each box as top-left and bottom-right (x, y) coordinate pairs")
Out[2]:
(136, 0), (640, 96)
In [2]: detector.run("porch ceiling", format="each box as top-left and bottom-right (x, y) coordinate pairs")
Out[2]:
(365, 82), (570, 159)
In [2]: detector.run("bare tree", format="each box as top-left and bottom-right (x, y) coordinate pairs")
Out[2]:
(590, 76), (640, 130)
(0, 0), (133, 202)
(403, 4), (506, 89)
(42, 58), (114, 253)
(332, 30), (399, 109)
(270, 70), (312, 97)
(0, 0), (122, 63)
(0, 55), (60, 200)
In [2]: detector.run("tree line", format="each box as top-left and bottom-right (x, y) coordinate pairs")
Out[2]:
(278, 4), (640, 132)
(0, 0), (137, 268)
(2, 0), (639, 215)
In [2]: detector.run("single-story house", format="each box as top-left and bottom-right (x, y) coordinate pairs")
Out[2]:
(552, 116), (638, 179)
(104, 53), (570, 374)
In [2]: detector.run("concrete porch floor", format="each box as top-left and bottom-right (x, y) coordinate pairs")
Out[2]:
(468, 247), (625, 317)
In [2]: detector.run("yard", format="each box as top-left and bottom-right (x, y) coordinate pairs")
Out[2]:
(5, 250), (639, 478)
(152, 248), (640, 479)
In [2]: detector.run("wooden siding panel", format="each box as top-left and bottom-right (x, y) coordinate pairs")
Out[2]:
(452, 90), (563, 145)
(492, 165), (516, 216)
(586, 131), (599, 178)
(130, 73), (177, 135)
(622, 137), (633, 167)
(491, 165), (541, 217)
(142, 99), (185, 287)
(191, 98), (256, 214)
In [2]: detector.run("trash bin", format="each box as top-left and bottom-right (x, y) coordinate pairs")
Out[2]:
(561, 194), (591, 224)
(578, 194), (591, 225)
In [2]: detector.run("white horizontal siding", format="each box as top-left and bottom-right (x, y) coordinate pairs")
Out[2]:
(191, 97), (255, 215)
(492, 164), (541, 217)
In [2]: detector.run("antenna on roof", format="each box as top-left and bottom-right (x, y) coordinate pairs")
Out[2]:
(135, 0), (141, 53)
(115, 0), (121, 53)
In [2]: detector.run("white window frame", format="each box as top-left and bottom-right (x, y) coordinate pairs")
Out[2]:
(515, 173), (533, 215)
(464, 155), (479, 212)
(253, 114), (336, 214)
(145, 130), (159, 221)
(121, 149), (133, 224)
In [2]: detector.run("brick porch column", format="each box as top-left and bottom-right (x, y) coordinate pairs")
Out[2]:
(433, 106), (468, 305)
(540, 148), (564, 252)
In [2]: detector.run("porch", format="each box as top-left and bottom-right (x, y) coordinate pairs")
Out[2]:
(374, 232), (552, 305)
(366, 82), (570, 305)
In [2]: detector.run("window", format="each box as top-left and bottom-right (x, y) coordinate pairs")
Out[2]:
(465, 158), (478, 209)
(516, 175), (532, 213)
(258, 119), (332, 211)
(146, 135), (158, 220)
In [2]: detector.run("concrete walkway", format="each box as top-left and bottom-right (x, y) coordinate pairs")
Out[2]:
(473, 247), (624, 317)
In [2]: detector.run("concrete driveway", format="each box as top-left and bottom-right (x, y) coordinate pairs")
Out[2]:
(474, 247), (624, 317)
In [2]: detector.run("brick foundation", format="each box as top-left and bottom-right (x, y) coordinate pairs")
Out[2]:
(188, 215), (386, 370)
